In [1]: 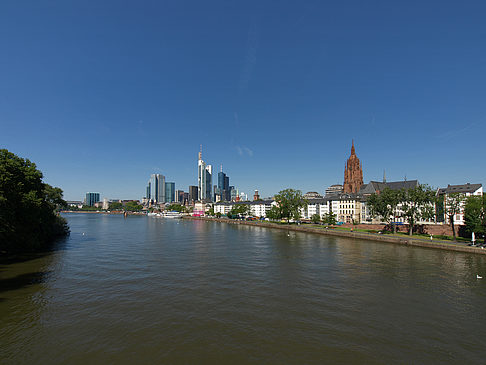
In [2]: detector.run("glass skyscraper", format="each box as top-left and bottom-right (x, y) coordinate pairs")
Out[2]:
(197, 148), (212, 202)
(148, 174), (165, 204)
(165, 182), (175, 203)
(85, 192), (100, 206)
(218, 168), (230, 201)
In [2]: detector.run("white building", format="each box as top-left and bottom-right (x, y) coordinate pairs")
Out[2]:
(437, 183), (483, 225)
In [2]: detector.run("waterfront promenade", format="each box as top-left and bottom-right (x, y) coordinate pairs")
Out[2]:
(184, 216), (486, 256)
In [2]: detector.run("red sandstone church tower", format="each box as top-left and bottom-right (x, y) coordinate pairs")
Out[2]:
(343, 140), (364, 193)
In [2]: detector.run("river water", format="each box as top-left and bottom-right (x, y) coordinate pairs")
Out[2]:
(1, 213), (486, 364)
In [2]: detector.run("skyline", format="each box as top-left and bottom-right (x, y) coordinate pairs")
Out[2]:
(1, 1), (485, 200)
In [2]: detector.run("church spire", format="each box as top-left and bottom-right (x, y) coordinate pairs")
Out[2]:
(351, 139), (355, 155)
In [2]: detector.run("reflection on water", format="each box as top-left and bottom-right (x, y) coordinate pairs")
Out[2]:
(1, 213), (486, 364)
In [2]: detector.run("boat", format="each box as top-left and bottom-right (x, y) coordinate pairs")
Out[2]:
(161, 211), (182, 219)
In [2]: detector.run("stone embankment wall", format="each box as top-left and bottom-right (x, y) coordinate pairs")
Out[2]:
(184, 217), (485, 256)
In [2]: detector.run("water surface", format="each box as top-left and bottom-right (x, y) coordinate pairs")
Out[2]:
(1, 213), (485, 364)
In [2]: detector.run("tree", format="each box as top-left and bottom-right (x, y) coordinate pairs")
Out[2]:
(166, 204), (186, 213)
(0, 149), (69, 253)
(109, 202), (123, 211)
(125, 201), (143, 212)
(367, 188), (401, 233)
(265, 205), (281, 221)
(230, 204), (249, 218)
(311, 213), (321, 224)
(273, 188), (307, 223)
(400, 185), (435, 236)
(443, 193), (466, 241)
(464, 195), (486, 242)
(322, 212), (336, 225)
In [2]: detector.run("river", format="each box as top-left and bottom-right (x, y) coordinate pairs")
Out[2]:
(1, 213), (486, 364)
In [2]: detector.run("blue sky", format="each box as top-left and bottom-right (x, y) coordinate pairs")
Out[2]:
(1, 0), (485, 200)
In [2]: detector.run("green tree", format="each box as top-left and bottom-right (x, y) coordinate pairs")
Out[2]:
(230, 204), (249, 217)
(322, 211), (336, 225)
(0, 149), (69, 253)
(273, 188), (307, 223)
(125, 201), (143, 212)
(166, 204), (186, 213)
(442, 193), (466, 241)
(311, 213), (321, 224)
(400, 185), (435, 236)
(367, 188), (401, 233)
(265, 205), (281, 221)
(464, 195), (486, 242)
(109, 202), (123, 211)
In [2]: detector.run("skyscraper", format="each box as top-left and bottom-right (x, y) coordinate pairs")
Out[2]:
(85, 192), (100, 206)
(205, 164), (212, 201)
(149, 174), (166, 203)
(197, 146), (212, 201)
(189, 185), (198, 203)
(218, 165), (230, 201)
(198, 147), (206, 201)
(165, 182), (175, 203)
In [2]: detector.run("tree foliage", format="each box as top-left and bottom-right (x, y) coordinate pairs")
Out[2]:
(166, 204), (186, 213)
(229, 204), (249, 218)
(125, 201), (143, 212)
(0, 149), (69, 253)
(464, 195), (486, 242)
(273, 188), (307, 222)
(109, 202), (123, 211)
(322, 212), (336, 225)
(367, 188), (401, 233)
(400, 185), (435, 236)
(265, 205), (281, 220)
(443, 193), (465, 241)
(311, 214), (321, 224)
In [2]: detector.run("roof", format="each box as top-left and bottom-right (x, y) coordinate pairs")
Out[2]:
(438, 183), (482, 194)
(360, 180), (419, 194)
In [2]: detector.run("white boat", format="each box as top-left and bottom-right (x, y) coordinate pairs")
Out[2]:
(161, 211), (182, 219)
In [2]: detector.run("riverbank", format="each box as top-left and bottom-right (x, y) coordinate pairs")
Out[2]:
(61, 210), (146, 215)
(184, 216), (486, 255)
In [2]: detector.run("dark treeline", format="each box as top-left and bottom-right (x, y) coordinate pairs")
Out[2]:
(0, 149), (69, 254)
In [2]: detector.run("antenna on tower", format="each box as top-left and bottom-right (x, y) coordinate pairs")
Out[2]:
(383, 169), (386, 183)
(198, 145), (202, 160)
(220, 164), (223, 172)
(404, 174), (407, 181)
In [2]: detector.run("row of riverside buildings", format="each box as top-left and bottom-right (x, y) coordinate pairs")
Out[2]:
(213, 141), (483, 226)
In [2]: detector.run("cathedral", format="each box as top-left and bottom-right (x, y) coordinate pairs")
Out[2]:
(343, 140), (363, 194)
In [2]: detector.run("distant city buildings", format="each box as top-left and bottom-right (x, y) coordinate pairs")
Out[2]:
(189, 186), (198, 204)
(197, 147), (213, 202)
(85, 192), (100, 206)
(165, 182), (175, 203)
(147, 174), (165, 204)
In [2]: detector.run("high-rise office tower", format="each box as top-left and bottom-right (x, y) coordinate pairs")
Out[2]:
(205, 164), (212, 201)
(218, 165), (230, 201)
(146, 182), (151, 200)
(197, 146), (212, 201)
(189, 185), (198, 203)
(165, 182), (175, 203)
(198, 147), (206, 201)
(85, 192), (100, 206)
(149, 174), (165, 203)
